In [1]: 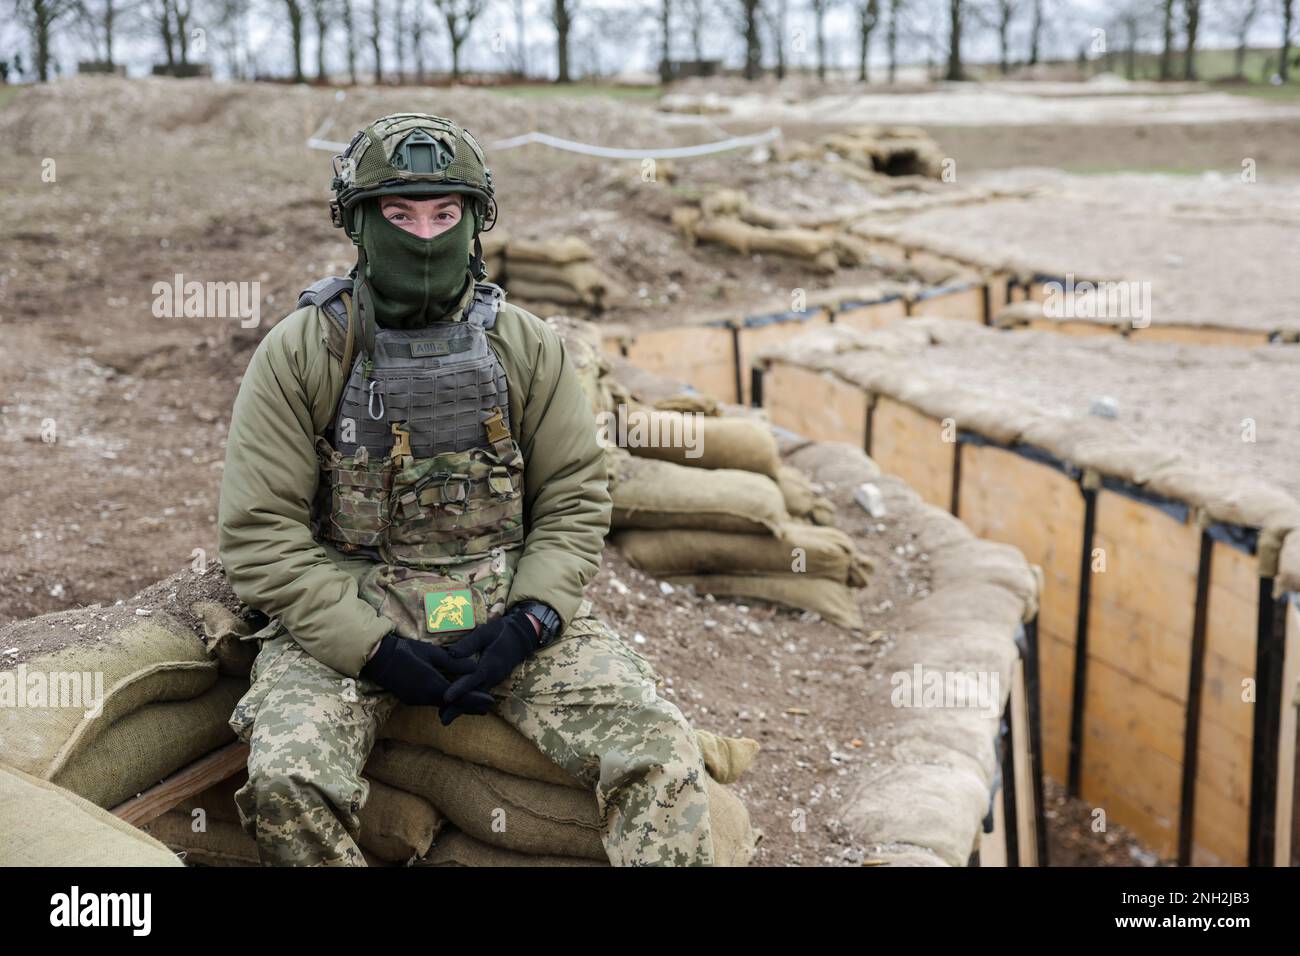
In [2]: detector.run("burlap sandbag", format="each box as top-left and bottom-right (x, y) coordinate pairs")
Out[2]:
(621, 409), (781, 477)
(505, 277), (588, 307)
(365, 741), (760, 864)
(507, 236), (594, 264)
(176, 771), (443, 864)
(53, 677), (248, 808)
(0, 764), (183, 867)
(667, 573), (865, 629)
(608, 451), (790, 535)
(143, 811), (260, 866)
(0, 608), (217, 779)
(508, 261), (622, 305)
(417, 828), (604, 867)
(776, 464), (836, 525)
(614, 524), (871, 586)
(193, 601), (258, 677)
(380, 709), (758, 787)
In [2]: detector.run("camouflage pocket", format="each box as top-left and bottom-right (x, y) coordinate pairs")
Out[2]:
(357, 554), (517, 647)
(316, 436), (392, 551)
(385, 443), (525, 567)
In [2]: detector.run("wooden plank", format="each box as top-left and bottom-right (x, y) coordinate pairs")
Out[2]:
(762, 362), (867, 446)
(1011, 656), (1039, 865)
(980, 783), (1008, 867)
(986, 272), (1011, 311)
(1127, 324), (1272, 348)
(834, 297), (907, 332)
(907, 248), (977, 279)
(735, 311), (830, 405)
(111, 742), (250, 827)
(1276, 597), (1300, 866)
(1023, 318), (1120, 338)
(624, 324), (737, 403)
(911, 285), (985, 324)
(957, 443), (1084, 784)
(1185, 540), (1259, 866)
(869, 397), (955, 510)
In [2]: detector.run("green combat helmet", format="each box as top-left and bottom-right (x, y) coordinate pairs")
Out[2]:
(330, 112), (497, 278)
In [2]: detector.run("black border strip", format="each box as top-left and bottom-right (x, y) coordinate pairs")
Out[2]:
(1249, 577), (1287, 866)
(981, 282), (992, 326)
(1068, 484), (1098, 798)
(950, 434), (964, 517)
(1178, 530), (1214, 865)
(864, 394), (875, 456)
(914, 280), (981, 301)
(833, 292), (905, 315)
(1099, 474), (1191, 524)
(955, 430), (1082, 482)
(1205, 521), (1261, 556)
(750, 364), (764, 410)
(729, 324), (743, 404)
(741, 307), (829, 329)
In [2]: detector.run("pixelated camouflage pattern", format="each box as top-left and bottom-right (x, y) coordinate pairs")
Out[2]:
(228, 605), (713, 866)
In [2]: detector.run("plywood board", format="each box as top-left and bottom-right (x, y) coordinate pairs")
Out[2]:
(1276, 597), (1300, 866)
(1023, 319), (1120, 338)
(1011, 657), (1040, 866)
(834, 297), (907, 333)
(735, 312), (830, 405)
(869, 396), (956, 510)
(1127, 324), (1272, 348)
(623, 324), (737, 403)
(911, 286), (985, 324)
(762, 362), (868, 446)
(956, 442), (1085, 784)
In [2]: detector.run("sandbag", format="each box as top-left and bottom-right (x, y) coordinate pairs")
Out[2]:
(776, 464), (836, 525)
(614, 524), (871, 586)
(0, 607), (217, 779)
(142, 811), (260, 867)
(608, 451), (790, 536)
(193, 601), (258, 677)
(507, 236), (594, 264)
(622, 409), (781, 478)
(53, 677), (247, 808)
(178, 770), (444, 864)
(0, 764), (183, 867)
(418, 828), (605, 867)
(381, 708), (759, 788)
(667, 573), (865, 629)
(507, 261), (623, 305)
(365, 741), (760, 865)
(505, 277), (588, 307)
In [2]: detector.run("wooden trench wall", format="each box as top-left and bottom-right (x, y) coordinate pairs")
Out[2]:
(753, 358), (1300, 868)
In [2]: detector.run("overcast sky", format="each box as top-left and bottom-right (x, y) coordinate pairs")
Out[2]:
(5, 0), (1295, 83)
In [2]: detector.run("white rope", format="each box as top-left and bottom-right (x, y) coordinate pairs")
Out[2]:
(306, 120), (781, 159)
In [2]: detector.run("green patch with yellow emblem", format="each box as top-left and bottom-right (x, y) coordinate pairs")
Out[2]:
(425, 588), (476, 633)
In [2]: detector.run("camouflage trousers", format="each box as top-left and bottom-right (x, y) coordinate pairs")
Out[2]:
(227, 601), (714, 867)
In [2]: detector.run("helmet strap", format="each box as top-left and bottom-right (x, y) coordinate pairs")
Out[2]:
(470, 235), (487, 282)
(353, 246), (378, 360)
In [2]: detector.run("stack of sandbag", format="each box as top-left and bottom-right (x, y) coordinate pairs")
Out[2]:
(1, 764), (183, 866)
(502, 236), (625, 313)
(604, 400), (871, 628)
(480, 228), (509, 282)
(772, 125), (945, 180)
(141, 770), (446, 866)
(672, 190), (840, 275)
(368, 708), (762, 866)
(0, 601), (247, 810)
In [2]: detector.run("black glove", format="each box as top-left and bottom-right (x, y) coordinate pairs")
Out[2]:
(361, 633), (496, 715)
(438, 607), (540, 725)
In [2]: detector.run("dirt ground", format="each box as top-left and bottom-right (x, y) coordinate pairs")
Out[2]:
(5, 75), (1286, 866)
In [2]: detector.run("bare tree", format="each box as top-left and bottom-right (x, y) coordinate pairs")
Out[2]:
(410, 0), (426, 81)
(1181, 0), (1199, 79)
(1283, 0), (1295, 81)
(1216, 0), (1260, 79)
(369, 0), (383, 81)
(552, 0), (577, 81)
(309, 0), (332, 80)
(277, 0), (305, 80)
(854, 0), (878, 81)
(1026, 0), (1041, 64)
(993, 0), (1017, 74)
(393, 0), (407, 81)
(944, 0), (963, 80)
(760, 0), (784, 79)
(83, 0), (140, 65)
(810, 0), (837, 81)
(886, 0), (902, 81)
(433, 0), (485, 79)
(341, 0), (358, 82)
(1159, 0), (1176, 79)
(681, 0), (707, 60)
(738, 0), (762, 80)
(658, 0), (672, 82)
(15, 0), (78, 79)
(512, 0), (526, 74)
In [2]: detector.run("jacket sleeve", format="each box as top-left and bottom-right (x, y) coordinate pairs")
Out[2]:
(503, 316), (612, 631)
(217, 310), (394, 678)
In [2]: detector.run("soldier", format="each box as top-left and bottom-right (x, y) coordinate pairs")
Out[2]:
(218, 113), (714, 866)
